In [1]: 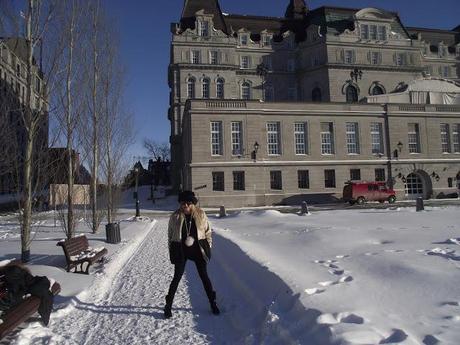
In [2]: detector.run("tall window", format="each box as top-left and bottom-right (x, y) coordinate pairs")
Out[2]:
(270, 171), (282, 190)
(262, 35), (272, 47)
(324, 170), (336, 188)
(346, 122), (360, 154)
(231, 121), (243, 156)
(210, 121), (223, 156)
(453, 124), (460, 153)
(371, 52), (381, 65)
(267, 122), (281, 155)
(240, 34), (248, 46)
(375, 168), (386, 182)
(344, 50), (354, 64)
(396, 53), (405, 66)
(370, 25), (377, 40)
(187, 77), (196, 98)
(241, 82), (251, 100)
(346, 85), (358, 103)
(233, 171), (245, 191)
(240, 56), (250, 69)
(361, 24), (369, 39)
(199, 21), (209, 37)
(312, 87), (322, 102)
(370, 122), (384, 154)
(377, 26), (387, 40)
(350, 169), (361, 181)
(298, 170), (310, 189)
(202, 78), (210, 99)
(212, 172), (224, 191)
(210, 51), (219, 65)
(191, 50), (200, 64)
(216, 78), (225, 99)
(440, 124), (451, 153)
(408, 123), (421, 153)
(294, 122), (308, 155)
(321, 122), (334, 154)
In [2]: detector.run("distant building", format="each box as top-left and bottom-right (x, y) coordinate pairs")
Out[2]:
(169, 0), (460, 206)
(0, 37), (48, 194)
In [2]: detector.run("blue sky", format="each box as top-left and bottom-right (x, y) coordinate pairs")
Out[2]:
(108, 0), (460, 160)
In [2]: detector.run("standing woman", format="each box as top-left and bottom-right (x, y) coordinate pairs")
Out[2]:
(164, 190), (220, 318)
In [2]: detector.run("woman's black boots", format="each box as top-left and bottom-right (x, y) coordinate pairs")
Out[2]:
(164, 295), (173, 319)
(209, 291), (220, 315)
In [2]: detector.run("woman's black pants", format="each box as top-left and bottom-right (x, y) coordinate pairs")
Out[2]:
(167, 257), (215, 302)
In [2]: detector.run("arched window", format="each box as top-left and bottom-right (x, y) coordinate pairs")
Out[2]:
(371, 85), (384, 95)
(216, 78), (225, 99)
(346, 85), (358, 103)
(187, 77), (196, 99)
(202, 78), (210, 99)
(241, 82), (251, 100)
(312, 87), (322, 102)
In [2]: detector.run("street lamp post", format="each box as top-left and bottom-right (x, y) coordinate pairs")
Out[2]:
(134, 167), (140, 217)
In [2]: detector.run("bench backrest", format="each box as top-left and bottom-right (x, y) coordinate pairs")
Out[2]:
(58, 236), (89, 258)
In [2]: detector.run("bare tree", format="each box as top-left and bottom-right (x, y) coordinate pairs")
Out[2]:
(143, 139), (170, 161)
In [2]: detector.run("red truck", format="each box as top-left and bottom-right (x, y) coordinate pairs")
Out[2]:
(343, 181), (396, 205)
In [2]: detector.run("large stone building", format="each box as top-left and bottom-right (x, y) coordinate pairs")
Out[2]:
(0, 37), (48, 194)
(168, 0), (460, 207)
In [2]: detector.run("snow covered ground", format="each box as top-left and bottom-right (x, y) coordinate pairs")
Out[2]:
(0, 201), (459, 344)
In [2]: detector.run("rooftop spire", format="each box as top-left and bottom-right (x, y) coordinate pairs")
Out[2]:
(180, 0), (227, 34)
(285, 0), (308, 19)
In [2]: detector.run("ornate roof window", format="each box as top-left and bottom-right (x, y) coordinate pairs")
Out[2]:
(239, 33), (249, 46)
(199, 20), (209, 37)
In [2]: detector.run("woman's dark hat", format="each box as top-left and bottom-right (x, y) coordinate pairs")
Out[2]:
(178, 190), (198, 204)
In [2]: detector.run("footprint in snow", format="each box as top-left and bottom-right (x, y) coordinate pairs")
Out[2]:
(304, 288), (325, 295)
(422, 334), (440, 345)
(384, 249), (404, 253)
(365, 252), (378, 256)
(441, 301), (459, 307)
(317, 312), (364, 325)
(328, 268), (345, 275)
(380, 328), (408, 343)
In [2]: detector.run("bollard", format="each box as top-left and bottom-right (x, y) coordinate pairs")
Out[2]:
(219, 205), (227, 218)
(301, 201), (309, 215)
(416, 197), (424, 212)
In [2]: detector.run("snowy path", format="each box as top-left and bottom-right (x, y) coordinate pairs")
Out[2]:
(8, 217), (335, 345)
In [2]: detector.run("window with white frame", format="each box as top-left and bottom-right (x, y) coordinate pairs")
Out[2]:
(346, 122), (360, 154)
(344, 50), (354, 64)
(408, 123), (421, 153)
(210, 121), (223, 156)
(371, 51), (381, 65)
(321, 122), (335, 154)
(370, 122), (384, 154)
(377, 26), (387, 40)
(216, 78), (224, 99)
(294, 122), (308, 155)
(440, 123), (451, 153)
(187, 77), (196, 98)
(202, 78), (210, 99)
(370, 25), (377, 40)
(210, 51), (219, 65)
(191, 50), (200, 64)
(231, 121), (243, 156)
(262, 34), (272, 47)
(267, 122), (281, 155)
(240, 34), (248, 46)
(199, 21), (209, 37)
(442, 66), (450, 78)
(241, 82), (251, 100)
(361, 24), (369, 39)
(240, 55), (250, 69)
(298, 170), (310, 189)
(233, 171), (245, 191)
(396, 53), (406, 66)
(453, 124), (460, 153)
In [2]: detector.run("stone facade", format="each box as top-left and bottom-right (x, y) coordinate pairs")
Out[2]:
(168, 0), (460, 206)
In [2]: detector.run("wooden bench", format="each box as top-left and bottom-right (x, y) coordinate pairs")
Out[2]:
(0, 262), (61, 340)
(57, 235), (107, 274)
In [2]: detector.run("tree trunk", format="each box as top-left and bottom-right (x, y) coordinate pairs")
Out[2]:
(91, 1), (99, 233)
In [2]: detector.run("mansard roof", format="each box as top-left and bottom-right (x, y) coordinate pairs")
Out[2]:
(407, 27), (460, 46)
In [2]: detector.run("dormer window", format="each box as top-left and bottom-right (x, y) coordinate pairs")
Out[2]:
(369, 25), (377, 40)
(199, 21), (209, 37)
(377, 26), (387, 40)
(262, 35), (272, 47)
(361, 24), (369, 39)
(439, 45), (448, 58)
(240, 34), (248, 46)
